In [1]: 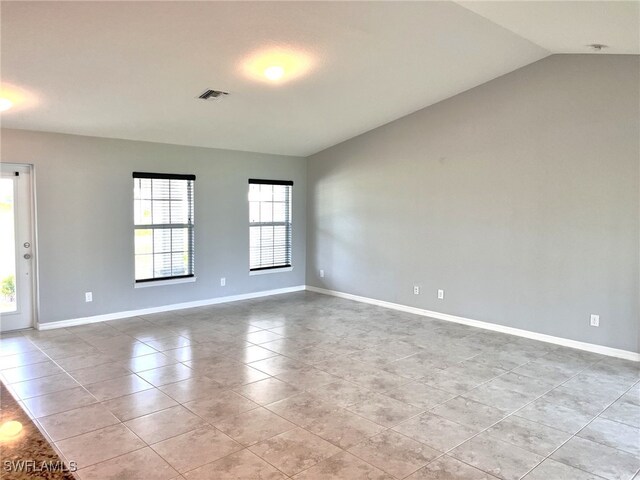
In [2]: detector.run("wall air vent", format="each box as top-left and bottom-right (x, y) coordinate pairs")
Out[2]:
(198, 89), (229, 101)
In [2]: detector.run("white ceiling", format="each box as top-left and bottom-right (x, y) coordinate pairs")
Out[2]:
(458, 1), (639, 54)
(0, 1), (636, 156)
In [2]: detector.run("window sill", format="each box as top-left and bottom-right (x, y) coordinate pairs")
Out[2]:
(134, 276), (197, 288)
(249, 266), (293, 276)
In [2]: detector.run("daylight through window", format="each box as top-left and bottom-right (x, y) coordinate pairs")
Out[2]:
(133, 172), (195, 282)
(249, 179), (292, 271)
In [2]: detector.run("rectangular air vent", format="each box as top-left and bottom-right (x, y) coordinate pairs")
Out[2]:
(198, 89), (229, 100)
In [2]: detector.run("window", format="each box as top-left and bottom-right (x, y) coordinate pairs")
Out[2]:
(133, 172), (195, 283)
(249, 179), (293, 271)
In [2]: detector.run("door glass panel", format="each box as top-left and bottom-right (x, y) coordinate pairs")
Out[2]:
(0, 179), (17, 313)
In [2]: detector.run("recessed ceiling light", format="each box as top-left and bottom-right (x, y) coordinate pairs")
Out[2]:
(242, 47), (313, 84)
(0, 98), (13, 112)
(264, 66), (285, 81)
(0, 84), (39, 112)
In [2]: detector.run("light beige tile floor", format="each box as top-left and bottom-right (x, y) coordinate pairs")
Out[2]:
(1, 291), (639, 479)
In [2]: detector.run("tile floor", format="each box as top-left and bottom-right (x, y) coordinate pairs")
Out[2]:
(1, 291), (639, 480)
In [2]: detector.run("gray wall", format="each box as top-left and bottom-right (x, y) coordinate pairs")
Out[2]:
(306, 55), (640, 353)
(1, 129), (307, 324)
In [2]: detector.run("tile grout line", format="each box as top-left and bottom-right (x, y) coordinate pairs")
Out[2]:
(2, 294), (637, 479)
(516, 376), (640, 480)
(380, 350), (629, 479)
(482, 362), (639, 480)
(6, 347), (618, 477)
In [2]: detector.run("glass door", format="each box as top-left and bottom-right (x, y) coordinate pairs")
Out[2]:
(0, 164), (34, 331)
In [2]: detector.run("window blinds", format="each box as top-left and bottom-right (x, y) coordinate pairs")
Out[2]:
(248, 179), (293, 271)
(133, 172), (195, 282)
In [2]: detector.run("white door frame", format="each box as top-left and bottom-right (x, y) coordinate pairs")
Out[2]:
(0, 163), (38, 331)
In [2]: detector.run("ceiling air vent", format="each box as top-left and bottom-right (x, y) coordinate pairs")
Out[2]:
(198, 89), (229, 101)
(586, 43), (608, 52)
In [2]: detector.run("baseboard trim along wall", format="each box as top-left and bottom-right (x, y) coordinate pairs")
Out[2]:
(37, 283), (639, 362)
(37, 285), (306, 331)
(305, 286), (640, 362)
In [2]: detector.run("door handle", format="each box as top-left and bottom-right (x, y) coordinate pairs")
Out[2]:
(23, 254), (31, 259)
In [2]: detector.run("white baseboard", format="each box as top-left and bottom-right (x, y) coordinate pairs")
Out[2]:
(306, 286), (640, 362)
(37, 285), (306, 330)
(37, 283), (639, 362)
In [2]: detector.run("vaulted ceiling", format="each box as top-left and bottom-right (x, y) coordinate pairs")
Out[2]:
(1, 1), (637, 156)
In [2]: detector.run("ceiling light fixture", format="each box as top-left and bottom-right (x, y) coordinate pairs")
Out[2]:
(0, 83), (39, 112)
(0, 98), (13, 112)
(264, 66), (285, 81)
(241, 46), (314, 84)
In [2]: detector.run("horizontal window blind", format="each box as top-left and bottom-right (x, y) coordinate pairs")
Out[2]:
(133, 172), (195, 282)
(248, 179), (293, 271)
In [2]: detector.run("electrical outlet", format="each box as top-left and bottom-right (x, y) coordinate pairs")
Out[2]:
(85, 292), (93, 302)
(413, 286), (420, 295)
(590, 314), (600, 327)
(437, 289), (444, 300)
(319, 269), (325, 278)
(220, 277), (226, 287)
